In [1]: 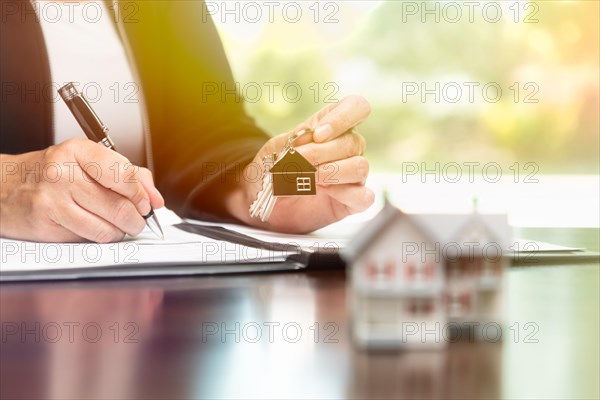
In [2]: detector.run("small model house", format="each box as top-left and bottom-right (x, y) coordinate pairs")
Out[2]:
(342, 200), (510, 349)
(270, 149), (317, 196)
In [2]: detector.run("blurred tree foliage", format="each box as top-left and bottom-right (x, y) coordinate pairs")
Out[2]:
(220, 1), (599, 173)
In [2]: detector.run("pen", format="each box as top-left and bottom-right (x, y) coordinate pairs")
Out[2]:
(58, 82), (164, 240)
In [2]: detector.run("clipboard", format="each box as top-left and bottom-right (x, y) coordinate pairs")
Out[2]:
(0, 220), (334, 282)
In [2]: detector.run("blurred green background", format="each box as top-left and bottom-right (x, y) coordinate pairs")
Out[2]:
(213, 0), (599, 174)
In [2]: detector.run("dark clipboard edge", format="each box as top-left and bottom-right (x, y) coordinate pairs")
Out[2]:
(0, 259), (307, 283)
(174, 222), (347, 271)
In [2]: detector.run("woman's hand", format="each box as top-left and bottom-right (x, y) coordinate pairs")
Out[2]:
(229, 95), (375, 233)
(0, 138), (164, 243)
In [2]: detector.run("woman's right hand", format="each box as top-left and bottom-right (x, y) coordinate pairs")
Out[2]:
(0, 138), (164, 243)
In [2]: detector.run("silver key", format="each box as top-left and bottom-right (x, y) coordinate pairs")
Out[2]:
(249, 157), (276, 221)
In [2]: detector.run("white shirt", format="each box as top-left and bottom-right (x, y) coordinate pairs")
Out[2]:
(33, 0), (146, 166)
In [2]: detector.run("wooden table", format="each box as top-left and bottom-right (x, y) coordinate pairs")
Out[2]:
(1, 228), (598, 399)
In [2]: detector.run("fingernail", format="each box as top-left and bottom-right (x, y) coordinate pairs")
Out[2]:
(137, 201), (152, 219)
(314, 124), (333, 142)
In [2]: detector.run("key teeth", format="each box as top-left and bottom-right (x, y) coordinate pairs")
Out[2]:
(261, 196), (277, 221)
(249, 158), (277, 222)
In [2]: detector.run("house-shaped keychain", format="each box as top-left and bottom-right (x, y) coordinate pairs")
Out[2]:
(270, 148), (317, 196)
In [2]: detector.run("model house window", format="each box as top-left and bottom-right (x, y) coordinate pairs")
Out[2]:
(366, 261), (394, 281)
(296, 177), (312, 192)
(460, 292), (472, 309)
(424, 262), (435, 279)
(408, 299), (434, 315)
(404, 261), (417, 280)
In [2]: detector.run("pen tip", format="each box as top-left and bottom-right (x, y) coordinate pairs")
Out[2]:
(146, 213), (165, 240)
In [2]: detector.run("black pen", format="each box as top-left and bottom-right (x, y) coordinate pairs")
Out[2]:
(58, 82), (164, 240)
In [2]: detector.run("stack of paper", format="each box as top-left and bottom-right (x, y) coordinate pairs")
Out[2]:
(0, 209), (305, 281)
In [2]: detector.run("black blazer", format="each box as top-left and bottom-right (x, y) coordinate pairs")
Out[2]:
(0, 0), (269, 220)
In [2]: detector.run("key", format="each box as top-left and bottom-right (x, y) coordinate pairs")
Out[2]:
(249, 175), (268, 216)
(251, 183), (271, 219)
(262, 193), (277, 221)
(250, 182), (269, 218)
(258, 174), (276, 222)
(249, 157), (275, 221)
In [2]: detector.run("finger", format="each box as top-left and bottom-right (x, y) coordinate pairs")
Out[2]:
(296, 132), (366, 165)
(316, 156), (370, 185)
(136, 168), (165, 209)
(55, 203), (125, 243)
(313, 96), (371, 143)
(71, 179), (146, 237)
(70, 139), (152, 216)
(321, 184), (375, 214)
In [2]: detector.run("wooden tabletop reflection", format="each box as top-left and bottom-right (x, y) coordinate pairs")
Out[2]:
(1, 228), (598, 399)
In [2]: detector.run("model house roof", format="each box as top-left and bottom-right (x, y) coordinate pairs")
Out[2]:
(411, 212), (510, 248)
(342, 199), (510, 262)
(341, 200), (416, 261)
(270, 150), (316, 173)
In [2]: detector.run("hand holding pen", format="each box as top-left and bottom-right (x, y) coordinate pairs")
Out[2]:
(58, 82), (164, 240)
(0, 135), (165, 243)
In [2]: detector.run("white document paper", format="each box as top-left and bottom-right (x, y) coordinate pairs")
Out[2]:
(0, 208), (291, 274)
